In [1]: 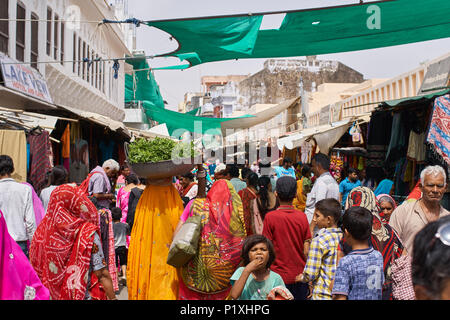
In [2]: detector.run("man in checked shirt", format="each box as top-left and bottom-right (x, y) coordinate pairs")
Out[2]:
(295, 198), (343, 300)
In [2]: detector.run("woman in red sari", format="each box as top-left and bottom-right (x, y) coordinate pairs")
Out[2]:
(29, 184), (116, 300)
(238, 172), (259, 235)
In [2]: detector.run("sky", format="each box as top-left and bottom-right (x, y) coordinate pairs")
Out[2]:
(127, 0), (450, 110)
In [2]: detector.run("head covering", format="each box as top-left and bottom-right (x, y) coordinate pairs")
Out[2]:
(344, 186), (404, 300)
(0, 210), (50, 300)
(376, 194), (397, 223)
(29, 184), (104, 300)
(179, 179), (246, 300)
(374, 179), (394, 196)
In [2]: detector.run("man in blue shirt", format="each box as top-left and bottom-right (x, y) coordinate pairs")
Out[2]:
(339, 168), (361, 207)
(274, 157), (296, 179)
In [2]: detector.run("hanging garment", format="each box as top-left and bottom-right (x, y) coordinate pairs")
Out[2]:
(366, 111), (393, 180)
(99, 140), (115, 164)
(407, 131), (426, 162)
(27, 131), (52, 195)
(385, 112), (409, 165)
(426, 94), (450, 166)
(0, 130), (27, 182)
(61, 124), (71, 159)
(72, 139), (89, 168)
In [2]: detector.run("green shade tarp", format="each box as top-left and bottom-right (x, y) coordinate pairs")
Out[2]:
(125, 73), (135, 102)
(142, 101), (254, 136)
(381, 88), (450, 107)
(125, 57), (165, 108)
(148, 0), (450, 67)
(185, 107), (201, 116)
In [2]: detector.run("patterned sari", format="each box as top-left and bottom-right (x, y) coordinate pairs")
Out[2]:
(179, 179), (246, 300)
(343, 186), (404, 300)
(29, 184), (106, 300)
(238, 187), (258, 236)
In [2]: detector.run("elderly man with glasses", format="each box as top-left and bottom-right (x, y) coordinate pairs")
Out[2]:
(389, 165), (450, 254)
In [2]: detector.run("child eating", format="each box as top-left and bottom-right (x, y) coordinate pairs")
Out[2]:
(229, 234), (293, 300)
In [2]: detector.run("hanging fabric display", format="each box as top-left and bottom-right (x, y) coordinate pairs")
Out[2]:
(0, 130), (27, 182)
(27, 130), (52, 195)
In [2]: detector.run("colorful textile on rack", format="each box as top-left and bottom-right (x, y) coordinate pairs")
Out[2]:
(426, 94), (450, 165)
(27, 131), (52, 195)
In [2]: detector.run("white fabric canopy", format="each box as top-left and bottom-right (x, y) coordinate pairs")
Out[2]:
(279, 114), (371, 153)
(221, 97), (299, 135)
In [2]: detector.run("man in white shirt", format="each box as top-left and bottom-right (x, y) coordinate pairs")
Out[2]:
(0, 155), (36, 256)
(305, 153), (340, 235)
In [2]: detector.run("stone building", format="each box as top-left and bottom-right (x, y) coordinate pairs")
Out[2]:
(238, 56), (364, 110)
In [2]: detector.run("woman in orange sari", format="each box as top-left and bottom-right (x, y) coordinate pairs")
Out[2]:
(238, 172), (259, 235)
(127, 177), (184, 300)
(293, 164), (312, 212)
(178, 176), (246, 300)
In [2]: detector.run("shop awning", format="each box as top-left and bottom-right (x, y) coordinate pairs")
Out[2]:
(380, 88), (450, 108)
(279, 114), (370, 153)
(0, 85), (58, 112)
(56, 105), (131, 138)
(148, 0), (450, 68)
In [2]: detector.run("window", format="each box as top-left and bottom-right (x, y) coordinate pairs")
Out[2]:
(60, 22), (64, 65)
(77, 37), (81, 76)
(16, 2), (25, 62)
(101, 60), (105, 93)
(46, 7), (52, 55)
(90, 48), (94, 86)
(86, 44), (90, 83)
(30, 12), (39, 69)
(95, 53), (99, 89)
(0, 0), (8, 54)
(82, 41), (86, 80)
(53, 14), (59, 59)
(73, 32), (76, 73)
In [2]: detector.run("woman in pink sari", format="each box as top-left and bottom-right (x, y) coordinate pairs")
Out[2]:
(116, 174), (140, 247)
(0, 209), (49, 300)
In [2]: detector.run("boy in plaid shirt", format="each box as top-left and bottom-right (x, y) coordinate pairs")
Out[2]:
(295, 198), (343, 300)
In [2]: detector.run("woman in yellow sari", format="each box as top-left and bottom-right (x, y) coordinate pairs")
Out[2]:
(293, 164), (313, 212)
(127, 177), (184, 300)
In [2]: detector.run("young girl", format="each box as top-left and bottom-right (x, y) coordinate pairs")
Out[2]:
(230, 235), (293, 300)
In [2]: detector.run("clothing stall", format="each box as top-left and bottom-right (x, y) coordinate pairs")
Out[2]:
(50, 118), (130, 185)
(366, 90), (450, 206)
(0, 108), (60, 194)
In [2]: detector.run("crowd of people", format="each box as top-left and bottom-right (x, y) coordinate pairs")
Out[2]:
(0, 151), (449, 301)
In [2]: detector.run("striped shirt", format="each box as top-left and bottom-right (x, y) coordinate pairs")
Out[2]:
(303, 227), (343, 300)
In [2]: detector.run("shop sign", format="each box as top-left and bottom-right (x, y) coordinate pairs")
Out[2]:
(0, 53), (53, 104)
(418, 56), (450, 94)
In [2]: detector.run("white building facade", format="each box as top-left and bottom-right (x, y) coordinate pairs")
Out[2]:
(0, 0), (133, 121)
